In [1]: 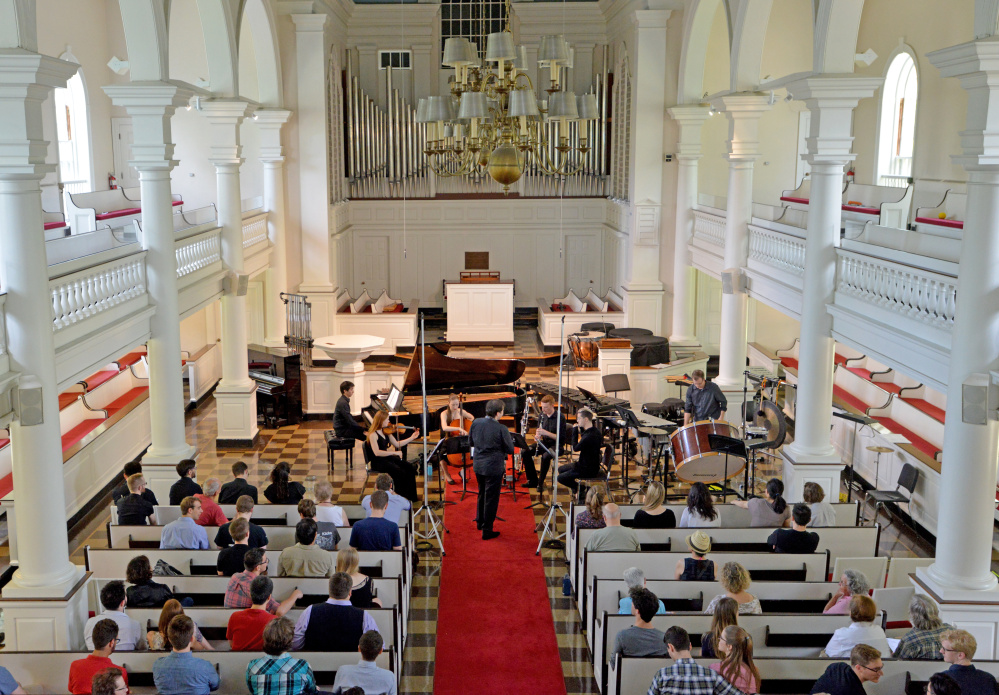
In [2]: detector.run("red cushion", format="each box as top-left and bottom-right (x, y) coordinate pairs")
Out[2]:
(875, 381), (903, 395)
(0, 439), (9, 450)
(95, 207), (142, 221)
(105, 386), (149, 416)
(842, 204), (880, 215)
(833, 385), (870, 413)
(901, 398), (946, 423)
(834, 353), (850, 366)
(59, 392), (80, 410)
(62, 419), (106, 452)
(846, 367), (873, 380)
(915, 216), (964, 230)
(82, 369), (120, 391)
(780, 196), (810, 205)
(0, 473), (12, 498)
(116, 352), (145, 369)
(44, 221), (67, 231)
(383, 304), (405, 313)
(872, 417), (941, 460)
(551, 303), (572, 312)
(886, 620), (913, 630)
(171, 200), (184, 207)
(780, 357), (798, 371)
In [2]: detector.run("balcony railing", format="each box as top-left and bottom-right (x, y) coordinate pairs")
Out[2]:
(50, 252), (147, 332)
(242, 212), (268, 249)
(748, 226), (805, 276)
(176, 229), (222, 280)
(692, 210), (726, 247)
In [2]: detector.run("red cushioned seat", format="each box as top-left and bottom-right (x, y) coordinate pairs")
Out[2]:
(779, 196), (810, 205)
(886, 620), (913, 630)
(171, 200), (184, 207)
(551, 304), (572, 312)
(780, 357), (798, 371)
(834, 353), (849, 366)
(104, 387), (149, 416)
(871, 417), (941, 460)
(914, 216), (964, 230)
(874, 381), (902, 395)
(44, 221), (68, 231)
(833, 385), (870, 413)
(62, 419), (106, 452)
(0, 473), (12, 498)
(901, 397), (946, 423)
(846, 367), (873, 380)
(81, 369), (119, 391)
(0, 439), (9, 449)
(95, 207), (142, 221)
(59, 392), (81, 410)
(116, 352), (145, 369)
(841, 204), (880, 215)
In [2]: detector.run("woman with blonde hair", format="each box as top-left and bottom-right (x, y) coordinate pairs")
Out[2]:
(701, 596), (738, 658)
(147, 599), (212, 651)
(335, 547), (382, 608)
(632, 481), (676, 528)
(366, 410), (419, 501)
(575, 484), (609, 529)
(703, 562), (761, 614)
(710, 625), (761, 693)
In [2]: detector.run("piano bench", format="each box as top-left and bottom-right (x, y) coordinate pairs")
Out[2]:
(324, 431), (355, 471)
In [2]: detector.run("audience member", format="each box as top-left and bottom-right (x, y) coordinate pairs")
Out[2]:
(168, 459), (203, 506)
(115, 473), (156, 526)
(246, 618), (317, 695)
(929, 673), (963, 695)
(292, 572), (379, 651)
(0, 667), (23, 695)
(278, 518), (334, 577)
(331, 630), (397, 695)
(360, 474), (409, 526)
(584, 503), (641, 552)
(159, 496), (209, 549)
(125, 554), (175, 607)
(227, 575), (278, 651)
(219, 460), (258, 504)
(350, 491), (403, 551)
(810, 644), (883, 695)
(823, 569), (872, 615)
(68, 619), (129, 695)
(617, 567), (665, 615)
(647, 626), (743, 695)
(940, 629), (997, 695)
(675, 530), (715, 580)
(768, 503), (820, 553)
(710, 625), (761, 694)
(152, 615), (220, 695)
(679, 482), (720, 528)
(612, 587), (669, 660)
(894, 595), (954, 660)
(701, 597), (739, 659)
(337, 547), (382, 608)
(217, 518), (252, 576)
(317, 479), (353, 527)
(264, 461), (307, 504)
(299, 498), (341, 551)
(146, 599), (212, 651)
(85, 581), (144, 651)
(633, 481), (677, 528)
(803, 481), (836, 528)
(89, 667), (126, 695)
(215, 495), (269, 548)
(112, 459), (157, 505)
(704, 562), (761, 615)
(193, 478), (228, 527)
(334, 381), (367, 442)
(733, 478), (790, 527)
(224, 547), (303, 616)
(574, 484), (609, 529)
(824, 595), (891, 658)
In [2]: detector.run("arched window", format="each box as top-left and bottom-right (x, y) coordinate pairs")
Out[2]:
(876, 49), (918, 187)
(53, 54), (92, 194)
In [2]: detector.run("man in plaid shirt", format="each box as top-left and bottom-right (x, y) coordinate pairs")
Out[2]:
(246, 618), (316, 695)
(647, 626), (746, 695)
(224, 548), (302, 616)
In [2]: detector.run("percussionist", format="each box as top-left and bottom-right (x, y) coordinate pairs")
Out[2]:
(683, 369), (728, 425)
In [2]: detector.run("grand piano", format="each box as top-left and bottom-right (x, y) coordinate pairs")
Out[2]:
(369, 342), (528, 432)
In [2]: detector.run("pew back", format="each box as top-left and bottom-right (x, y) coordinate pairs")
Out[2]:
(106, 522), (409, 552)
(110, 504), (409, 528)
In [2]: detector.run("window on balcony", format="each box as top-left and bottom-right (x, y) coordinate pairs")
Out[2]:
(53, 61), (93, 195)
(876, 49), (918, 188)
(441, 0), (507, 58)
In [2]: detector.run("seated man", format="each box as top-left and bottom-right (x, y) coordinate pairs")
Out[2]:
(941, 628), (998, 695)
(811, 644), (883, 695)
(152, 615), (220, 695)
(520, 395), (567, 490)
(768, 503), (820, 554)
(169, 459), (203, 506)
(224, 547), (302, 616)
(160, 496), (209, 549)
(84, 580), (144, 651)
(115, 473), (156, 526)
(647, 626), (743, 695)
(332, 630), (397, 695)
(556, 408), (602, 500)
(215, 494), (268, 548)
(217, 518), (252, 577)
(246, 618), (316, 695)
(350, 491), (402, 551)
(292, 572), (379, 651)
(218, 460), (258, 504)
(298, 498), (341, 552)
(278, 518), (334, 577)
(361, 473), (411, 526)
(90, 668), (126, 695)
(584, 503), (641, 552)
(112, 459), (157, 505)
(69, 619), (129, 695)
(612, 587), (669, 661)
(227, 575), (277, 651)
(193, 478), (229, 527)
(334, 381), (367, 441)
(894, 595), (954, 659)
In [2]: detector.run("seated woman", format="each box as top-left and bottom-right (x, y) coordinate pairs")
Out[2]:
(575, 484), (609, 529)
(710, 626), (761, 694)
(704, 562), (761, 615)
(557, 408), (603, 500)
(147, 599), (212, 651)
(676, 530), (715, 581)
(632, 481), (676, 528)
(439, 393), (475, 485)
(298, 498), (340, 552)
(336, 547), (382, 608)
(894, 594), (954, 659)
(823, 569), (871, 614)
(679, 482), (721, 528)
(824, 594), (891, 658)
(701, 597), (738, 658)
(803, 481), (837, 528)
(314, 479), (350, 527)
(125, 555), (175, 608)
(366, 410), (420, 501)
(732, 478), (790, 527)
(263, 461), (306, 504)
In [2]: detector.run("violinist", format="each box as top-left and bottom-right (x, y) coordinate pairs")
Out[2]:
(439, 393), (475, 485)
(521, 395), (567, 491)
(365, 411), (420, 502)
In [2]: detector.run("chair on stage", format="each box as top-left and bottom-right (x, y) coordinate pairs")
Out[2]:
(866, 463), (919, 534)
(324, 430), (355, 473)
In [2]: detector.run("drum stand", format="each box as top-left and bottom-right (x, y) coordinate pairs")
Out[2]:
(413, 314), (448, 555)
(536, 317), (569, 555)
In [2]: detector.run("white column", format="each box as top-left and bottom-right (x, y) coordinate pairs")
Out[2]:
(666, 105), (710, 347)
(713, 95), (770, 396)
(201, 100), (258, 446)
(256, 109), (292, 348)
(781, 78), (881, 483)
(104, 84), (197, 467)
(0, 51), (82, 599)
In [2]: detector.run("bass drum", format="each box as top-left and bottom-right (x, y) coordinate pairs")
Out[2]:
(669, 420), (745, 484)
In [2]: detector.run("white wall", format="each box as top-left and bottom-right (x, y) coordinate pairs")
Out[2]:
(180, 302), (220, 355)
(747, 299), (800, 354)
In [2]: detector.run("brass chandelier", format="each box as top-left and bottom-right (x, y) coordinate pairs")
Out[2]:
(416, 25), (600, 193)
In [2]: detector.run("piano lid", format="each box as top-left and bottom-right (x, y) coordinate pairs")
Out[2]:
(402, 342), (526, 392)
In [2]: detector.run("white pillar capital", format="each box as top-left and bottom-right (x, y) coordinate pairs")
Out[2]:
(200, 99), (252, 166)
(785, 75), (883, 165)
(103, 82), (196, 170)
(631, 9), (671, 29)
(256, 108), (292, 162)
(712, 93), (772, 161)
(668, 104), (711, 160)
(929, 37), (999, 165)
(291, 13), (329, 31)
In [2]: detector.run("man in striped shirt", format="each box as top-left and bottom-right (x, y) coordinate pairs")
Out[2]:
(246, 618), (316, 695)
(647, 626), (745, 695)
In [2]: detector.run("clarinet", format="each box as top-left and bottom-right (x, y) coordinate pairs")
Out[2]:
(516, 395), (534, 473)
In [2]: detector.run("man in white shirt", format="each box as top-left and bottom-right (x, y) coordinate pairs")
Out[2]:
(361, 473), (411, 526)
(331, 630), (397, 695)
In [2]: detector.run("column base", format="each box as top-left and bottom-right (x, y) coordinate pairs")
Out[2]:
(144, 443), (197, 465)
(716, 385), (749, 428)
(780, 446), (843, 503)
(912, 569), (999, 659)
(215, 384), (259, 447)
(139, 460), (194, 506)
(0, 571), (90, 650)
(668, 335), (702, 349)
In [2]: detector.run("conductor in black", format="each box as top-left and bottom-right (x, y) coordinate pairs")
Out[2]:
(469, 399), (514, 540)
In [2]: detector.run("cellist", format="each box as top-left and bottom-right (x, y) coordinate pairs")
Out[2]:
(439, 393), (475, 485)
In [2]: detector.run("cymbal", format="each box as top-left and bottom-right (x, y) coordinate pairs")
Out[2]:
(866, 445), (894, 453)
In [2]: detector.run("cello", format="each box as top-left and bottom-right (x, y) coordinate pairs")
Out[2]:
(442, 393), (474, 484)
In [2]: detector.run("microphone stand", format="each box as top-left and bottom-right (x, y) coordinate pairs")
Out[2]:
(536, 315), (569, 555)
(413, 313), (448, 555)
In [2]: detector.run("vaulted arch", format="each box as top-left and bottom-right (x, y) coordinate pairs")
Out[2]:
(813, 0), (865, 73)
(196, 0), (240, 97)
(118, 0), (170, 81)
(677, 0), (724, 104)
(729, 0), (773, 91)
(0, 0), (36, 51)
(239, 0), (283, 106)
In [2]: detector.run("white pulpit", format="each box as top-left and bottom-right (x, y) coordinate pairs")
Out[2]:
(444, 280), (515, 343)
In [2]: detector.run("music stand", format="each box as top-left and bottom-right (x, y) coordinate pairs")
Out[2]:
(602, 373), (631, 399)
(442, 436), (476, 501)
(706, 434), (749, 503)
(503, 432), (530, 502)
(424, 438), (454, 508)
(536, 316), (569, 555)
(832, 410), (876, 503)
(413, 314), (447, 555)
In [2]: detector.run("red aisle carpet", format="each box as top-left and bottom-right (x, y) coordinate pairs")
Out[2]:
(433, 472), (567, 695)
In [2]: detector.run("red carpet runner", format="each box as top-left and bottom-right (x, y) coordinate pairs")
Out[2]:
(433, 473), (567, 694)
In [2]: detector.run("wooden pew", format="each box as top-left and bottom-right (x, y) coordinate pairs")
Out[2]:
(106, 522), (409, 552)
(64, 187), (183, 235)
(113, 503), (413, 529)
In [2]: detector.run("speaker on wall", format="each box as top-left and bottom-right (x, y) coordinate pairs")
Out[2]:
(224, 272), (250, 297)
(961, 373), (998, 425)
(13, 377), (43, 426)
(721, 268), (746, 295)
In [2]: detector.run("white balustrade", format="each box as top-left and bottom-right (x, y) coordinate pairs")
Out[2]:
(0, 294), (8, 358)
(692, 210), (726, 247)
(836, 250), (957, 328)
(176, 229), (222, 279)
(748, 225), (805, 275)
(50, 252), (147, 331)
(242, 212), (268, 249)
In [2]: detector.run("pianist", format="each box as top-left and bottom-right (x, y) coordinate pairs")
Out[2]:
(683, 369), (728, 425)
(334, 381), (367, 441)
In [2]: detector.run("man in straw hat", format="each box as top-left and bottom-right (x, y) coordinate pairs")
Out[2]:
(675, 530), (715, 581)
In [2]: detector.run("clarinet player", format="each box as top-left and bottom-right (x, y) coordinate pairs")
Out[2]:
(521, 395), (567, 491)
